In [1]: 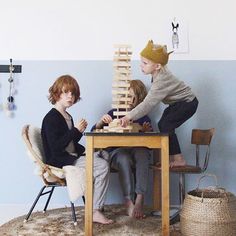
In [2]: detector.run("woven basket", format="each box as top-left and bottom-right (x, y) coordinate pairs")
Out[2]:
(180, 174), (236, 236)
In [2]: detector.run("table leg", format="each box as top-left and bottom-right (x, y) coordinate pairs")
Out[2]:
(85, 136), (94, 236)
(153, 149), (161, 211)
(161, 136), (170, 236)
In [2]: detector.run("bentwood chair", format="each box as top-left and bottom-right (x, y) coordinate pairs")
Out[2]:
(152, 128), (215, 222)
(22, 125), (85, 225)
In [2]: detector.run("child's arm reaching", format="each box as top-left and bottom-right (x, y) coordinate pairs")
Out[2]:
(95, 114), (113, 129)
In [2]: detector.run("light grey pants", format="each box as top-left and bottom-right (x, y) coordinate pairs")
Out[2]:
(110, 147), (151, 201)
(74, 152), (109, 210)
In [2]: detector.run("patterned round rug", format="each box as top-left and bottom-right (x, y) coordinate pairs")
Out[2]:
(0, 204), (181, 235)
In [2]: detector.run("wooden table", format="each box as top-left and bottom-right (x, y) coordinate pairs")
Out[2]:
(84, 132), (170, 236)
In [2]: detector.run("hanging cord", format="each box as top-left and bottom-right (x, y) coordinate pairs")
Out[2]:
(8, 59), (15, 105)
(5, 59), (16, 114)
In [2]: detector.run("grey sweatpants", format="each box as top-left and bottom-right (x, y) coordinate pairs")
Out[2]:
(74, 152), (109, 210)
(110, 147), (151, 201)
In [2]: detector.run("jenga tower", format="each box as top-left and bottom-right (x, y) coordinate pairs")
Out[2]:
(112, 44), (132, 119)
(102, 44), (141, 133)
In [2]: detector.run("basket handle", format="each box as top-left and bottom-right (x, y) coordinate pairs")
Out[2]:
(196, 173), (218, 190)
(196, 174), (229, 202)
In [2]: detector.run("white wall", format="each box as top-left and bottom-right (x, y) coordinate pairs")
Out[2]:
(0, 0), (236, 60)
(1, 0), (236, 225)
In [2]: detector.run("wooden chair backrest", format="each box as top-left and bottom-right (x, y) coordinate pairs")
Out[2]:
(191, 128), (215, 145)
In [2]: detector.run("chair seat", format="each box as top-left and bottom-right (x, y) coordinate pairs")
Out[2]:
(151, 164), (202, 173)
(170, 165), (202, 173)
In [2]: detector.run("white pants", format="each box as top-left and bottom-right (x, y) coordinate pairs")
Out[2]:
(74, 152), (109, 210)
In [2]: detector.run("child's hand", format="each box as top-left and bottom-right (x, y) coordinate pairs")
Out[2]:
(120, 116), (130, 127)
(142, 122), (152, 132)
(76, 118), (88, 133)
(101, 114), (112, 124)
(96, 114), (112, 129)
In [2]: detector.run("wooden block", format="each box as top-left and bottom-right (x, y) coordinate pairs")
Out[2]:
(114, 68), (131, 72)
(112, 103), (130, 107)
(106, 128), (124, 133)
(111, 104), (130, 109)
(94, 129), (106, 133)
(112, 99), (131, 104)
(98, 119), (141, 133)
(114, 69), (131, 75)
(115, 63), (131, 67)
(106, 119), (120, 128)
(113, 56), (131, 61)
(113, 76), (132, 81)
(113, 111), (128, 116)
(113, 61), (131, 67)
(112, 90), (129, 95)
(112, 97), (131, 102)
(112, 83), (130, 88)
(106, 123), (141, 133)
(105, 126), (132, 133)
(114, 51), (132, 55)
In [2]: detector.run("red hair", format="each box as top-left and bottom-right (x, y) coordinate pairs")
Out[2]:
(48, 75), (81, 104)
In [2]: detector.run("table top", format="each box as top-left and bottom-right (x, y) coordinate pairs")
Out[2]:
(84, 132), (168, 136)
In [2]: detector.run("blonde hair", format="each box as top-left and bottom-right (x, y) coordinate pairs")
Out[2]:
(129, 80), (147, 105)
(48, 75), (81, 105)
(158, 64), (170, 74)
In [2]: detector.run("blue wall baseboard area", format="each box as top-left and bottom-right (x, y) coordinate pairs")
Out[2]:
(0, 60), (236, 205)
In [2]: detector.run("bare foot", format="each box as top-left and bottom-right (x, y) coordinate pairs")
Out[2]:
(93, 210), (114, 224)
(133, 194), (146, 219)
(124, 198), (134, 217)
(170, 159), (186, 167)
(170, 154), (186, 167)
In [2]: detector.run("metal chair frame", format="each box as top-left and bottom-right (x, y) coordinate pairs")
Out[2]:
(172, 128), (215, 205)
(22, 124), (85, 226)
(152, 128), (215, 223)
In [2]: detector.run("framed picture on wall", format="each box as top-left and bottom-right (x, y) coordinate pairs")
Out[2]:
(166, 17), (189, 54)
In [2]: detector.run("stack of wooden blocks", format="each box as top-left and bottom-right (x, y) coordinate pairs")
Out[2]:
(97, 44), (141, 133)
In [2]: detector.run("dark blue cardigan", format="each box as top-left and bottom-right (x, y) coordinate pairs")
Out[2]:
(41, 108), (85, 168)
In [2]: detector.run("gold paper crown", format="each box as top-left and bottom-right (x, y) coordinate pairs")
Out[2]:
(140, 40), (173, 65)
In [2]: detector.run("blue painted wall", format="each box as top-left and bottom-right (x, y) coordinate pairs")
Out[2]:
(0, 60), (236, 206)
